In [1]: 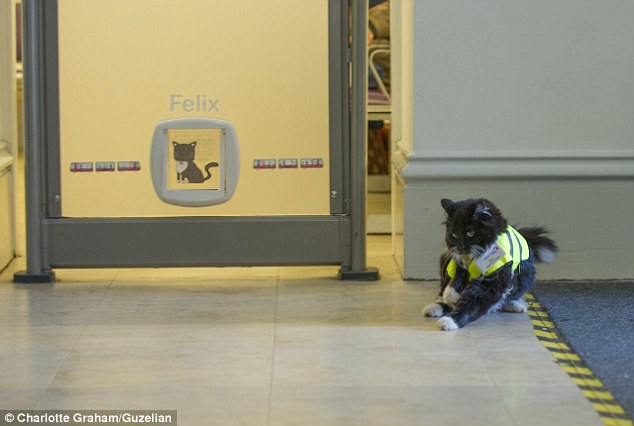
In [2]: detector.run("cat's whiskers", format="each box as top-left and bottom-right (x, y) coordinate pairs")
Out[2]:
(448, 247), (472, 268)
(470, 245), (486, 259)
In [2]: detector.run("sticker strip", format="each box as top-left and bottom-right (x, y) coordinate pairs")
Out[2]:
(117, 161), (141, 171)
(253, 159), (276, 169)
(95, 161), (116, 172)
(525, 293), (633, 426)
(70, 162), (93, 172)
(300, 158), (324, 168)
(278, 158), (298, 169)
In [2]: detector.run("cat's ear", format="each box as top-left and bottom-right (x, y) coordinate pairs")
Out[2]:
(441, 199), (457, 216)
(189, 141), (197, 148)
(474, 202), (494, 219)
(172, 141), (178, 147)
(473, 200), (499, 227)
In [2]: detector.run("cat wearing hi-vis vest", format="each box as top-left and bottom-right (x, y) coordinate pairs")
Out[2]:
(423, 198), (558, 331)
(172, 141), (218, 183)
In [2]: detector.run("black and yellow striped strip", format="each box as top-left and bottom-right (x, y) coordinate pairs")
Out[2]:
(526, 293), (633, 426)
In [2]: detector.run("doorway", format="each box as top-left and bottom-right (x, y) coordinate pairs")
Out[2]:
(14, 0), (380, 281)
(366, 0), (392, 236)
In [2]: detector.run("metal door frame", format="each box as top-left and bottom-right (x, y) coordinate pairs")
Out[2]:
(14, 0), (378, 282)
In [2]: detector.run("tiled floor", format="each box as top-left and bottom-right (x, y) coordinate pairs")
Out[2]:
(0, 236), (602, 425)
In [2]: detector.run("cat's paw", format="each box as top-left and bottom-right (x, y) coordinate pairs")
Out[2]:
(503, 299), (528, 313)
(442, 286), (460, 306)
(437, 316), (459, 331)
(422, 302), (445, 317)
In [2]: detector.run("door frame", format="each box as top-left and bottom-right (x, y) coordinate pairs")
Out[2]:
(14, 0), (377, 282)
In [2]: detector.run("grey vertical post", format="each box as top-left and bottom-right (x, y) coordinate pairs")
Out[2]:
(339, 0), (379, 280)
(328, 0), (347, 215)
(13, 0), (54, 283)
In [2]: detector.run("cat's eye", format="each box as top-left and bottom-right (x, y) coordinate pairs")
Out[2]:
(466, 230), (475, 238)
(451, 233), (459, 239)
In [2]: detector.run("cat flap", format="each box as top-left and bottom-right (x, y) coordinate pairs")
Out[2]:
(150, 117), (239, 207)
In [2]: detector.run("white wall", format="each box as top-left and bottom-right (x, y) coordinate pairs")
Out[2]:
(412, 0), (634, 156)
(393, 0), (634, 280)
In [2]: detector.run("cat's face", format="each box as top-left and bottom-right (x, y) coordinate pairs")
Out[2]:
(172, 141), (197, 161)
(441, 198), (507, 260)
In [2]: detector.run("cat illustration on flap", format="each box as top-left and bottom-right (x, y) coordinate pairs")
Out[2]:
(168, 129), (221, 190)
(150, 117), (239, 207)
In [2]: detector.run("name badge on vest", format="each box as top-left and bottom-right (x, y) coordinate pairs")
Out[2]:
(475, 242), (506, 275)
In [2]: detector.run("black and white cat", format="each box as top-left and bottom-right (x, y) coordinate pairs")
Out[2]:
(172, 141), (219, 183)
(423, 198), (558, 331)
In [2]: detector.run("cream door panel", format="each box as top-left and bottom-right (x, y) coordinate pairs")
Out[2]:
(58, 0), (330, 217)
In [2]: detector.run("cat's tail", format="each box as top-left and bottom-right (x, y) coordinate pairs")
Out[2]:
(517, 226), (558, 263)
(203, 162), (220, 181)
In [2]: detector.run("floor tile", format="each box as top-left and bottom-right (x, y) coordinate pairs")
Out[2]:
(497, 385), (604, 426)
(269, 385), (514, 426)
(36, 386), (271, 426)
(48, 325), (275, 390)
(0, 326), (83, 389)
(271, 324), (489, 387)
(90, 281), (278, 326)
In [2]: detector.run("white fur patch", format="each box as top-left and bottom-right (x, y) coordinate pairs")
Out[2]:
(438, 316), (459, 331)
(537, 247), (557, 264)
(488, 300), (504, 313)
(176, 161), (187, 173)
(442, 285), (460, 307)
(503, 299), (528, 313)
(422, 302), (444, 317)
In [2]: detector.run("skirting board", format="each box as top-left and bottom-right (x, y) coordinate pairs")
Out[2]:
(393, 142), (634, 182)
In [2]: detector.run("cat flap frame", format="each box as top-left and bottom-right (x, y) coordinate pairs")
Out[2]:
(150, 117), (239, 207)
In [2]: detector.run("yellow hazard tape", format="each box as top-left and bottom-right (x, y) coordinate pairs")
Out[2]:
(533, 328), (558, 339)
(526, 293), (633, 426)
(552, 351), (582, 362)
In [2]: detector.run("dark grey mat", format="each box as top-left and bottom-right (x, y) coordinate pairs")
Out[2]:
(532, 281), (634, 419)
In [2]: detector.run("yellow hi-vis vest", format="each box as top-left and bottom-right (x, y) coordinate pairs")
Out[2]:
(446, 225), (530, 281)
